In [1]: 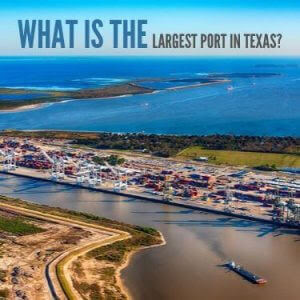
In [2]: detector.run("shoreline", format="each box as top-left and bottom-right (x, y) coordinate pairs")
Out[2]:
(0, 94), (137, 113)
(0, 90), (157, 113)
(0, 103), (47, 113)
(2, 169), (300, 230)
(166, 79), (230, 90)
(0, 197), (165, 300)
(116, 231), (167, 300)
(3, 128), (299, 139)
(0, 200), (122, 300)
(0, 79), (229, 112)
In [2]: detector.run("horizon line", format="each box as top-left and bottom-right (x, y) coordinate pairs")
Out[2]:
(0, 54), (299, 58)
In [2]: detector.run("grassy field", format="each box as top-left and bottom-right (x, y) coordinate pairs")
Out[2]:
(1, 130), (299, 159)
(0, 216), (44, 235)
(177, 146), (300, 167)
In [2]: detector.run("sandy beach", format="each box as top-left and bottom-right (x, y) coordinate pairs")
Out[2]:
(116, 231), (167, 300)
(0, 103), (46, 113)
(166, 79), (230, 90)
(0, 78), (231, 113)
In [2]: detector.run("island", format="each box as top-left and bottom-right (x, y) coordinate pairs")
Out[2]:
(0, 72), (281, 111)
(0, 83), (155, 111)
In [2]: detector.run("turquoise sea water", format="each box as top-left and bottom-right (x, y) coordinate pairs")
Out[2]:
(0, 56), (299, 136)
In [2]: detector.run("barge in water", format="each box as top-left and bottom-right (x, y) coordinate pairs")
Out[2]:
(226, 261), (267, 284)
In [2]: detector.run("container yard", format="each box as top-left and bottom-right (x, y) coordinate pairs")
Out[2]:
(1, 136), (300, 228)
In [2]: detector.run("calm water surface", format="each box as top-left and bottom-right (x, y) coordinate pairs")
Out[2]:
(0, 174), (299, 300)
(0, 57), (299, 136)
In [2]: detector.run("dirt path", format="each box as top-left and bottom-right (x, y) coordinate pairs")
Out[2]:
(0, 202), (129, 300)
(57, 233), (131, 299)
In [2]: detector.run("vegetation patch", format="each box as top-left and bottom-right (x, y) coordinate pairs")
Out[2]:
(0, 269), (7, 282)
(0, 288), (9, 299)
(177, 146), (300, 167)
(88, 233), (158, 264)
(0, 83), (153, 111)
(72, 260), (84, 277)
(92, 155), (125, 166)
(254, 164), (278, 171)
(99, 267), (115, 282)
(0, 196), (159, 238)
(83, 227), (160, 299)
(0, 216), (45, 235)
(0, 195), (163, 300)
(72, 279), (102, 300)
(1, 130), (299, 158)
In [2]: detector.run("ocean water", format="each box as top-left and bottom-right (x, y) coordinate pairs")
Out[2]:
(0, 56), (299, 136)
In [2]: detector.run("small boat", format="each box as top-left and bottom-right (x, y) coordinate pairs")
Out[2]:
(227, 85), (234, 91)
(226, 261), (267, 284)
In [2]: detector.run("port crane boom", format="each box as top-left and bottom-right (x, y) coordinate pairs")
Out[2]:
(0, 149), (17, 171)
(104, 162), (127, 191)
(41, 150), (64, 181)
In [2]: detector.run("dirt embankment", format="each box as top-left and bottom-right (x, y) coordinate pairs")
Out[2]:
(0, 196), (164, 300)
(0, 205), (109, 300)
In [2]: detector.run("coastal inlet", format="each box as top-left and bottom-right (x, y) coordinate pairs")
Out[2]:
(0, 57), (298, 136)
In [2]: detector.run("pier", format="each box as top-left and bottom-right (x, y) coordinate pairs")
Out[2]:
(2, 168), (300, 230)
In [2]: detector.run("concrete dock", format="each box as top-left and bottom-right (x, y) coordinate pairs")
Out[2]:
(1, 168), (300, 230)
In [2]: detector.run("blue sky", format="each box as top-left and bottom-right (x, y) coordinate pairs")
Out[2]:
(2, 0), (300, 10)
(0, 1), (299, 56)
